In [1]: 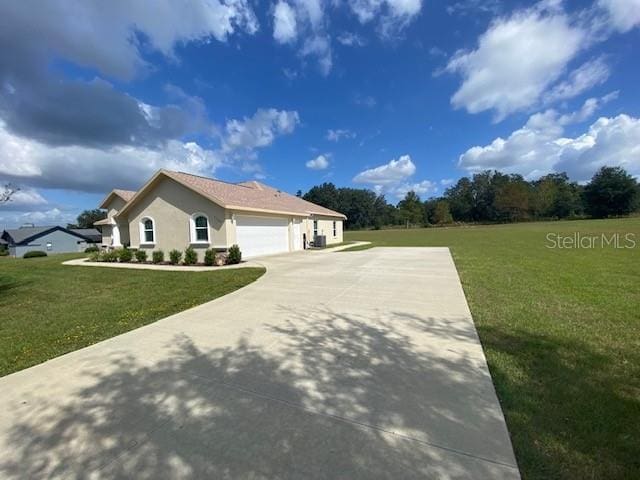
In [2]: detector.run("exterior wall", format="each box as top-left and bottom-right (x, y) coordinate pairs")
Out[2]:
(101, 225), (112, 246)
(101, 196), (130, 247)
(126, 177), (227, 261)
(304, 216), (343, 245)
(13, 230), (86, 257)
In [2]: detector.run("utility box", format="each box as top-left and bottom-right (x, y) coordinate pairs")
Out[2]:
(314, 235), (326, 248)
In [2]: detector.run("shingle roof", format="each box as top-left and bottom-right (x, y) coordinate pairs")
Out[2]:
(2, 226), (92, 245)
(113, 189), (136, 201)
(70, 228), (101, 242)
(164, 171), (346, 218)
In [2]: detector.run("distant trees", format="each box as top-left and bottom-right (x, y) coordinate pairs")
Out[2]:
(583, 167), (638, 218)
(301, 166), (639, 230)
(68, 209), (107, 229)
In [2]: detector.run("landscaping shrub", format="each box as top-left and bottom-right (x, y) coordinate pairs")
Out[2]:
(227, 244), (242, 264)
(84, 245), (99, 253)
(101, 250), (119, 262)
(0, 247), (8, 257)
(135, 249), (147, 263)
(204, 248), (216, 266)
(169, 249), (182, 265)
(89, 251), (100, 262)
(184, 246), (197, 265)
(118, 248), (133, 263)
(23, 250), (47, 258)
(152, 250), (164, 264)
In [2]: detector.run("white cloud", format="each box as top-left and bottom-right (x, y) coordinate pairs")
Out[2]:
(544, 57), (610, 104)
(458, 100), (640, 182)
(300, 35), (333, 76)
(0, 208), (78, 229)
(326, 129), (356, 142)
(598, 0), (640, 33)
(223, 109), (300, 152)
(349, 0), (423, 37)
(306, 154), (330, 170)
(391, 180), (437, 199)
(273, 1), (298, 43)
(353, 154), (416, 186)
(353, 94), (377, 108)
(4, 188), (48, 208)
(337, 32), (366, 46)
(440, 178), (454, 186)
(446, 3), (585, 120)
(0, 0), (259, 81)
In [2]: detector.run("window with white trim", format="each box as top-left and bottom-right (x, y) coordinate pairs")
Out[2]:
(190, 213), (210, 243)
(313, 220), (318, 238)
(333, 221), (336, 237)
(140, 217), (155, 244)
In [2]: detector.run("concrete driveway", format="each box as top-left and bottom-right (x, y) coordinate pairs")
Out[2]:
(0, 247), (519, 479)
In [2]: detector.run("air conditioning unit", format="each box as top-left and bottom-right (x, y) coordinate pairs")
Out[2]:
(314, 235), (326, 247)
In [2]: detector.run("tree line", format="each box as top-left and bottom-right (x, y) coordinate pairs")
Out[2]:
(303, 166), (640, 230)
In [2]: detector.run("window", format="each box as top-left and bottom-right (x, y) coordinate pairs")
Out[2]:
(140, 217), (155, 244)
(190, 213), (210, 243)
(313, 220), (318, 238)
(333, 221), (337, 237)
(46, 242), (53, 251)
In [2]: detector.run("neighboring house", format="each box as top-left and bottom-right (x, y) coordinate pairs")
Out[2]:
(69, 228), (102, 244)
(1, 226), (99, 257)
(96, 169), (346, 259)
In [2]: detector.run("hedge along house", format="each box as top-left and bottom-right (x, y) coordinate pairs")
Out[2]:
(96, 169), (346, 260)
(1, 226), (99, 257)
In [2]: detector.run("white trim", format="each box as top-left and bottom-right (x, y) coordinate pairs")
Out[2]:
(189, 212), (210, 245)
(139, 216), (156, 246)
(112, 224), (122, 247)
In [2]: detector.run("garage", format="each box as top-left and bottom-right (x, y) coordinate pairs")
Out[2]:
(235, 215), (290, 258)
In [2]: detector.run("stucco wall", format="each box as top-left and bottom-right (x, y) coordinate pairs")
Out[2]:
(13, 230), (86, 257)
(126, 177), (227, 261)
(304, 217), (343, 245)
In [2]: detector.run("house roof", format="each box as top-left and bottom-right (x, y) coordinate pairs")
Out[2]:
(117, 169), (346, 219)
(70, 228), (101, 242)
(98, 189), (137, 209)
(2, 226), (93, 245)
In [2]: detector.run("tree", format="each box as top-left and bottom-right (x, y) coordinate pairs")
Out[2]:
(68, 209), (107, 229)
(303, 183), (340, 212)
(432, 200), (453, 225)
(494, 176), (530, 222)
(295, 190), (302, 198)
(397, 191), (423, 227)
(0, 183), (19, 204)
(584, 166), (638, 218)
(445, 177), (474, 221)
(532, 173), (582, 219)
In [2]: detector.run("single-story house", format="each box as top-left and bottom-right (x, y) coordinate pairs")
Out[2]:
(69, 228), (102, 244)
(95, 169), (346, 259)
(1, 226), (100, 257)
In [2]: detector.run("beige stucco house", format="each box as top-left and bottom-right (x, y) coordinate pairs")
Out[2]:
(95, 169), (346, 260)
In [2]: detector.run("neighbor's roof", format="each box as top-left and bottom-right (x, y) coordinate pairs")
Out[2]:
(98, 189), (137, 209)
(70, 228), (101, 242)
(2, 226), (92, 245)
(117, 169), (346, 219)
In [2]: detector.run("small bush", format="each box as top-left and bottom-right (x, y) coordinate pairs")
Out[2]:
(23, 250), (47, 258)
(118, 248), (133, 262)
(169, 249), (182, 265)
(0, 248), (8, 257)
(152, 250), (164, 264)
(184, 246), (197, 265)
(227, 244), (242, 264)
(204, 248), (216, 266)
(84, 245), (99, 253)
(101, 250), (119, 262)
(135, 249), (147, 263)
(89, 251), (100, 262)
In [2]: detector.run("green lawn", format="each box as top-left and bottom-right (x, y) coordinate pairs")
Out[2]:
(0, 254), (264, 377)
(346, 218), (640, 480)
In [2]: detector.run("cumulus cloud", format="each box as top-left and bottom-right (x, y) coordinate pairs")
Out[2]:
(446, 3), (585, 120)
(273, 1), (298, 43)
(458, 100), (639, 182)
(0, 208), (78, 229)
(353, 155), (416, 186)
(222, 108), (300, 152)
(598, 0), (640, 33)
(306, 154), (330, 170)
(300, 35), (333, 76)
(326, 129), (356, 142)
(337, 32), (366, 46)
(349, 0), (423, 37)
(543, 56), (610, 105)
(391, 180), (437, 199)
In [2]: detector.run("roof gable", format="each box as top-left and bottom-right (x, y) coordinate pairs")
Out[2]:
(99, 189), (137, 209)
(3, 226), (92, 245)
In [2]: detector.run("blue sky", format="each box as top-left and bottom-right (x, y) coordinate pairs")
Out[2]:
(0, 0), (639, 228)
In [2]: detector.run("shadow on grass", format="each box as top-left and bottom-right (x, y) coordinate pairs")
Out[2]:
(478, 325), (640, 479)
(1, 307), (519, 479)
(0, 275), (27, 298)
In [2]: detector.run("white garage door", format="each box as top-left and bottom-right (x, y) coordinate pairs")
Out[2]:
(235, 215), (290, 258)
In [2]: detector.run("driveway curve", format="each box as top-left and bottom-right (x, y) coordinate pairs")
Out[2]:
(0, 247), (519, 479)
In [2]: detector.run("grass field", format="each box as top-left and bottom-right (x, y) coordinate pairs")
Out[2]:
(346, 218), (640, 480)
(0, 254), (264, 377)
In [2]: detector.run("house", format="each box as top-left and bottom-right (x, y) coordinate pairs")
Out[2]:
(95, 169), (346, 259)
(69, 228), (102, 244)
(1, 225), (100, 257)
